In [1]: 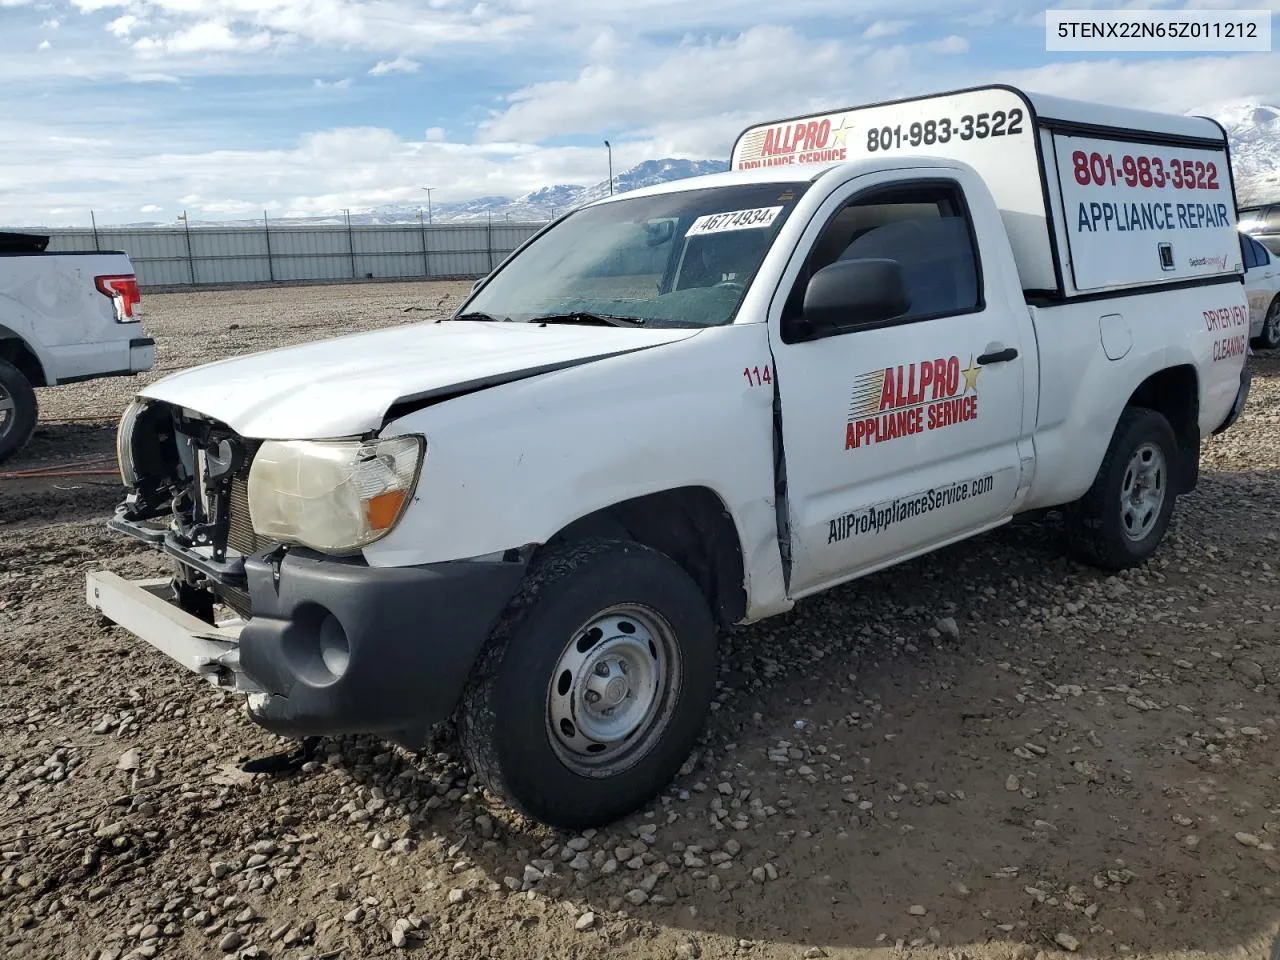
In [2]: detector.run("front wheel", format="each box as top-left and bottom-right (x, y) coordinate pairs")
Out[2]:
(1062, 406), (1179, 571)
(458, 538), (716, 829)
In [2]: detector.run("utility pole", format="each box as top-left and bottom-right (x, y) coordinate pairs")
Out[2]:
(421, 186), (434, 224)
(419, 208), (429, 277)
(178, 210), (195, 284)
(604, 140), (613, 196)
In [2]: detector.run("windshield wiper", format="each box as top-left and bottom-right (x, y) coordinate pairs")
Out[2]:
(449, 311), (510, 322)
(529, 311), (646, 328)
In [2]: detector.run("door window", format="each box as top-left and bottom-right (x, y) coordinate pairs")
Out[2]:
(782, 181), (983, 339)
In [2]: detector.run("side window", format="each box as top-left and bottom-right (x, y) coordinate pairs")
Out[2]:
(1266, 205), (1280, 231)
(1241, 233), (1257, 270)
(1253, 237), (1272, 267)
(782, 181), (982, 333)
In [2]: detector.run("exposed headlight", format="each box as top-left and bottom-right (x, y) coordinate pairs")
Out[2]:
(246, 435), (425, 554)
(116, 398), (146, 487)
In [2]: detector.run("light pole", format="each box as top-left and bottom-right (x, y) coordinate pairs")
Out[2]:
(420, 186), (434, 224)
(604, 140), (613, 196)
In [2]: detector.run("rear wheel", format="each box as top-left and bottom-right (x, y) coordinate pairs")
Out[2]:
(1254, 296), (1280, 350)
(458, 538), (716, 829)
(1063, 406), (1179, 571)
(0, 358), (37, 464)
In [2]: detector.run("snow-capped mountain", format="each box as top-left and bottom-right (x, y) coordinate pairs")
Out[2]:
(355, 158), (730, 225)
(1204, 102), (1280, 206)
(105, 158), (730, 228)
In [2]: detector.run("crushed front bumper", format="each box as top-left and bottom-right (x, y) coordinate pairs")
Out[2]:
(87, 546), (528, 741)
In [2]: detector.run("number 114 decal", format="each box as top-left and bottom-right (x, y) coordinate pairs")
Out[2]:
(743, 365), (772, 387)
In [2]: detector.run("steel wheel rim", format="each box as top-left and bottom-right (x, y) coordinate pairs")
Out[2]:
(546, 603), (682, 777)
(1266, 302), (1280, 345)
(1120, 440), (1166, 542)
(0, 384), (13, 436)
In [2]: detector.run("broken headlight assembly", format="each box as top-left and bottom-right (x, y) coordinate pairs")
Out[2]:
(246, 435), (425, 555)
(115, 397), (147, 487)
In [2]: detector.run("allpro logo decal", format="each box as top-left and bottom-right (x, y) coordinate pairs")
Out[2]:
(845, 355), (981, 450)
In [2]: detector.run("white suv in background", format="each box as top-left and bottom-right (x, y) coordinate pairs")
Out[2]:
(1241, 230), (1280, 350)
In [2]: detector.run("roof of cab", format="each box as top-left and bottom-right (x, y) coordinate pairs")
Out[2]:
(579, 154), (974, 208)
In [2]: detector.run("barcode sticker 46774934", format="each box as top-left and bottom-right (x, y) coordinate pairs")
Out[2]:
(685, 206), (784, 238)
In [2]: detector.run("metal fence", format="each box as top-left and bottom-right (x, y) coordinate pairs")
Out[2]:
(39, 219), (548, 288)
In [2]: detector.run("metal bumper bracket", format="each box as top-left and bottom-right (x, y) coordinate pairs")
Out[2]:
(86, 571), (261, 693)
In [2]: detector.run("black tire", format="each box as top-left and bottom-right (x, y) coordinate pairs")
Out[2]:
(0, 358), (37, 464)
(1062, 406), (1179, 571)
(457, 538), (716, 830)
(1253, 296), (1280, 350)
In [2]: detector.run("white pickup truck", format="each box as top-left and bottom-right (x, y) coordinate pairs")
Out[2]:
(0, 232), (154, 462)
(88, 86), (1252, 829)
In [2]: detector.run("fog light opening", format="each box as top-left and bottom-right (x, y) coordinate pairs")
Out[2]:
(318, 614), (351, 679)
(282, 604), (351, 687)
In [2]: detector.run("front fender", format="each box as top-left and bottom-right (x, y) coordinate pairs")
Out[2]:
(363, 324), (789, 617)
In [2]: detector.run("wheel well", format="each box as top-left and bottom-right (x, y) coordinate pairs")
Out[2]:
(548, 487), (748, 628)
(1125, 365), (1198, 493)
(0, 335), (47, 388)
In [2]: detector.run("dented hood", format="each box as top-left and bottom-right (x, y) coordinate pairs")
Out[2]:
(140, 320), (701, 438)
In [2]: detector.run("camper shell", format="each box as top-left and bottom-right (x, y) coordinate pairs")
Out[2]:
(730, 84), (1242, 301)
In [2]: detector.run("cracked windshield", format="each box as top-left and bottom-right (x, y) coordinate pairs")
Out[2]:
(461, 182), (810, 327)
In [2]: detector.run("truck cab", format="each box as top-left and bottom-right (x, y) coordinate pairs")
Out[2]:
(89, 85), (1251, 830)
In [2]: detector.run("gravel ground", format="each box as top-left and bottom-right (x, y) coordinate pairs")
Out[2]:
(1, 281), (1278, 960)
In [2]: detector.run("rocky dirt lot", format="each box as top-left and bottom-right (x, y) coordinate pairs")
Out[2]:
(1, 281), (1278, 960)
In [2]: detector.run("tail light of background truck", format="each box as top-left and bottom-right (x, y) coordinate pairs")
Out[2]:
(95, 274), (141, 321)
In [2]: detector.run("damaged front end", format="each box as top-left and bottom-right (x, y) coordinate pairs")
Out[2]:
(111, 397), (275, 626)
(93, 397), (528, 743)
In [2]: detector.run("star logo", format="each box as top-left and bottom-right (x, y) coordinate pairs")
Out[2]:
(830, 116), (852, 147)
(960, 355), (982, 393)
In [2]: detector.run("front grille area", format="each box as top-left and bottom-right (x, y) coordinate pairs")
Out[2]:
(219, 583), (253, 620)
(227, 475), (259, 556)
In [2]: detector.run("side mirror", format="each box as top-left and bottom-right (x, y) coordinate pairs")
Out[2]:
(803, 257), (910, 333)
(644, 219), (675, 246)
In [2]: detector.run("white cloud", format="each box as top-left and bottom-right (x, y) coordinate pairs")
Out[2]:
(480, 25), (954, 143)
(140, 204), (162, 213)
(863, 20), (911, 39)
(926, 35), (969, 54)
(1002, 53), (1280, 115)
(314, 77), (352, 89)
(37, 40), (51, 51)
(369, 56), (419, 76)
(128, 72), (182, 83)
(70, 0), (127, 12)
(41, 18), (60, 29)
(107, 15), (140, 38)
(0, 119), (684, 226)
(134, 21), (274, 56)
(425, 127), (446, 141)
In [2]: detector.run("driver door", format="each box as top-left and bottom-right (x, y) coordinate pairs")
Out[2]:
(769, 171), (1028, 599)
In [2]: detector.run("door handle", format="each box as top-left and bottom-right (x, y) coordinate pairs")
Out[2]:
(977, 346), (1018, 365)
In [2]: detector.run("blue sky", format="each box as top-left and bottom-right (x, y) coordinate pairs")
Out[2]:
(1, 0), (1276, 226)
